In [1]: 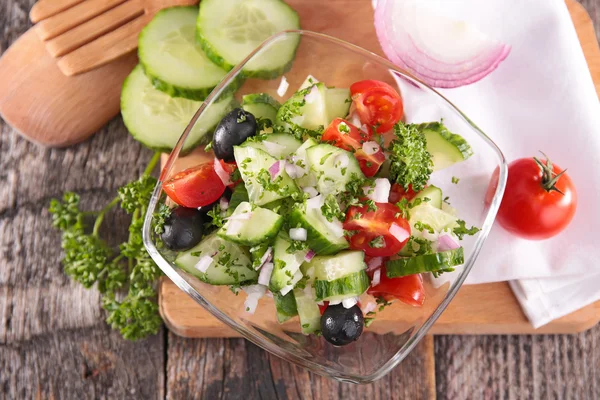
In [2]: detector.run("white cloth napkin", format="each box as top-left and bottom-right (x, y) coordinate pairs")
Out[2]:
(382, 0), (600, 328)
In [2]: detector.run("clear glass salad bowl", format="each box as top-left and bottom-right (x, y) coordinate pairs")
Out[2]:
(143, 30), (507, 383)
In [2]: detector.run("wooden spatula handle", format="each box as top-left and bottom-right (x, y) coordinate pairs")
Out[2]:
(30, 0), (84, 24)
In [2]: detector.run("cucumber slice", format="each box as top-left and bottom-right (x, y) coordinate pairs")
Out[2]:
(417, 122), (473, 171)
(241, 93), (281, 122)
(228, 184), (249, 214)
(386, 247), (465, 277)
(325, 88), (351, 121)
(413, 185), (443, 209)
(197, 0), (300, 78)
(175, 232), (257, 285)
(121, 65), (234, 152)
(293, 287), (321, 334)
(233, 146), (300, 205)
(289, 207), (348, 255)
(138, 6), (228, 101)
(269, 234), (306, 292)
(240, 133), (302, 159)
(273, 291), (298, 323)
(305, 251), (366, 281)
(298, 75), (319, 90)
(306, 144), (364, 195)
(409, 203), (458, 234)
(277, 83), (328, 133)
(314, 270), (370, 302)
(218, 202), (283, 245)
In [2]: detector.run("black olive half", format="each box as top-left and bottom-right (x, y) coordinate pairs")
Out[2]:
(321, 303), (364, 346)
(161, 206), (206, 251)
(212, 108), (257, 161)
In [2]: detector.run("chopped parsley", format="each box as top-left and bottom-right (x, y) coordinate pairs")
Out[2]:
(206, 205), (225, 229)
(451, 176), (460, 184)
(376, 296), (393, 312)
(369, 236), (385, 248)
(237, 113), (247, 123)
(414, 221), (435, 234)
(321, 195), (344, 222)
(338, 122), (350, 134)
(388, 122), (433, 191)
(453, 220), (480, 239)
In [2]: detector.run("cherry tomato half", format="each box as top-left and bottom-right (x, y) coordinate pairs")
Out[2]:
(490, 154), (577, 240)
(368, 268), (425, 307)
(162, 162), (226, 208)
(343, 202), (411, 257)
(350, 80), (404, 133)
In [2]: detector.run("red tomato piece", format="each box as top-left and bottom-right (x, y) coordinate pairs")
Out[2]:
(368, 268), (425, 307)
(318, 301), (329, 315)
(218, 159), (241, 188)
(388, 184), (419, 204)
(350, 80), (404, 133)
(343, 202), (411, 257)
(162, 162), (226, 208)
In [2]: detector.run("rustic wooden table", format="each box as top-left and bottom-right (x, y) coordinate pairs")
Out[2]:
(1, 0), (600, 398)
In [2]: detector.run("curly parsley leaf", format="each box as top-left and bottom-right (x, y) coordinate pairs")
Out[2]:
(321, 195), (344, 222)
(388, 123), (433, 191)
(453, 220), (480, 240)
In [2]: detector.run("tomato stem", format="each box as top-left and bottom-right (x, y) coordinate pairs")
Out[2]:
(533, 152), (566, 195)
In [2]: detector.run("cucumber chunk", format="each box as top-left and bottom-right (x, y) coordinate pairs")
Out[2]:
(138, 6), (228, 101)
(269, 234), (307, 292)
(293, 287), (321, 334)
(121, 65), (234, 152)
(218, 202), (283, 245)
(325, 87), (351, 121)
(409, 203), (458, 234)
(241, 93), (281, 122)
(240, 133), (302, 159)
(197, 0), (300, 78)
(306, 144), (364, 195)
(386, 247), (465, 277)
(314, 270), (370, 302)
(273, 291), (298, 323)
(175, 232), (257, 285)
(413, 185), (443, 209)
(305, 251), (366, 281)
(233, 146), (300, 205)
(417, 122), (473, 171)
(277, 83), (328, 133)
(289, 207), (348, 255)
(298, 75), (319, 90)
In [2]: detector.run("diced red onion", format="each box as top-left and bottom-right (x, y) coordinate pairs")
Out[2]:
(437, 233), (461, 252)
(268, 160), (283, 179)
(258, 262), (274, 286)
(342, 297), (359, 309)
(361, 301), (376, 314)
(368, 178), (391, 203)
(289, 228), (307, 241)
(303, 187), (318, 198)
(367, 256), (383, 271)
(263, 140), (286, 155)
(390, 222), (410, 243)
(304, 249), (316, 262)
(280, 270), (303, 296)
(306, 194), (324, 210)
(333, 153), (349, 168)
(226, 219), (244, 236)
(304, 85), (319, 104)
(362, 141), (380, 155)
(349, 112), (362, 128)
(277, 76), (289, 97)
(285, 162), (302, 179)
(258, 247), (273, 269)
(219, 197), (229, 211)
(213, 158), (232, 185)
(243, 284), (267, 314)
(194, 256), (214, 273)
(372, 269), (381, 287)
(374, 0), (511, 88)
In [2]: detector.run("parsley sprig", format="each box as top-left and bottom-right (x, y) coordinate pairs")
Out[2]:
(388, 123), (433, 191)
(49, 152), (163, 340)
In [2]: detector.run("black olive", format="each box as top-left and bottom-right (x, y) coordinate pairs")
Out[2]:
(321, 303), (364, 346)
(212, 108), (257, 161)
(161, 206), (206, 251)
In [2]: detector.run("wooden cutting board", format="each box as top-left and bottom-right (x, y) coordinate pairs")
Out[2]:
(159, 0), (600, 338)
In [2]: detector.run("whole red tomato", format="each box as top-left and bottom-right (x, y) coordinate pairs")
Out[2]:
(490, 154), (577, 240)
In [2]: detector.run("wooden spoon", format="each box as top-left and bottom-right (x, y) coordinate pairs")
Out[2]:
(31, 0), (198, 76)
(0, 29), (137, 146)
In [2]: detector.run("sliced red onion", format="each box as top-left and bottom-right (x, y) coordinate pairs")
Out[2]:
(306, 194), (324, 210)
(194, 256), (214, 273)
(390, 222), (410, 243)
(304, 85), (319, 104)
(367, 256), (383, 270)
(280, 270), (303, 296)
(368, 178), (391, 203)
(243, 284), (267, 314)
(304, 249), (316, 262)
(289, 228), (307, 241)
(362, 141), (380, 155)
(333, 153), (349, 168)
(342, 297), (359, 309)
(361, 301), (376, 315)
(263, 140), (286, 155)
(258, 262), (274, 286)
(219, 197), (230, 211)
(226, 219), (244, 236)
(372, 269), (381, 287)
(277, 75), (289, 97)
(303, 187), (318, 198)
(374, 0), (511, 88)
(268, 160), (283, 179)
(213, 158), (232, 185)
(437, 233), (461, 252)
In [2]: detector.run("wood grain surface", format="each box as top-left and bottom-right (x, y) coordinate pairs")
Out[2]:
(1, 1), (600, 399)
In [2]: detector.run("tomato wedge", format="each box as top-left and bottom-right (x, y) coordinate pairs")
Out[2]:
(321, 118), (386, 177)
(344, 202), (411, 257)
(368, 269), (425, 307)
(350, 80), (404, 133)
(162, 162), (226, 208)
(388, 183), (419, 204)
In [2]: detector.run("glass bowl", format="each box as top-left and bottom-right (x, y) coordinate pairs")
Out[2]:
(143, 30), (507, 383)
